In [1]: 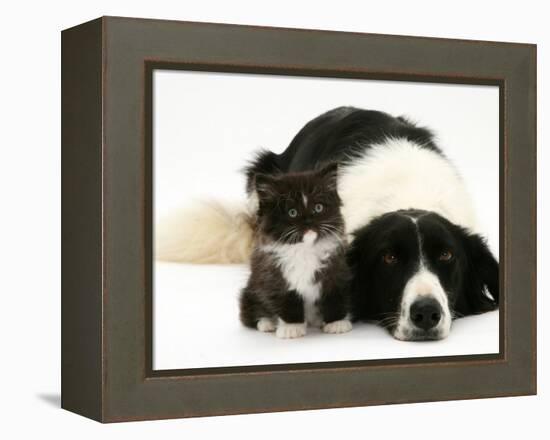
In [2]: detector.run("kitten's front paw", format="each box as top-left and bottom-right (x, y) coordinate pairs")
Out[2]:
(257, 318), (276, 332)
(276, 322), (307, 339)
(323, 319), (352, 334)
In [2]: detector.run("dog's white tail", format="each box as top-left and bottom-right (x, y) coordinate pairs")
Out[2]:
(155, 200), (255, 264)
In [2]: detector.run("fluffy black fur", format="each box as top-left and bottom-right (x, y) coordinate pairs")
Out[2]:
(239, 164), (351, 332)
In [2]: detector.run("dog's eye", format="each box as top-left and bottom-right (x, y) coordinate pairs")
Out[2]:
(313, 203), (324, 213)
(288, 208), (298, 218)
(439, 250), (453, 261)
(382, 252), (398, 265)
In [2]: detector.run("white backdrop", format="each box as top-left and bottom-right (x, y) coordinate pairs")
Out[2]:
(2, 0), (546, 438)
(154, 71), (500, 370)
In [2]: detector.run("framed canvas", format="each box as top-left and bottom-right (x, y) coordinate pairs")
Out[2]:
(61, 16), (536, 422)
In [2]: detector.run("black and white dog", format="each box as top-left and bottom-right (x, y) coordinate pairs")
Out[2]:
(157, 106), (499, 341)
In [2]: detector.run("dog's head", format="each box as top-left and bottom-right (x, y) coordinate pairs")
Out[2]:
(348, 209), (498, 341)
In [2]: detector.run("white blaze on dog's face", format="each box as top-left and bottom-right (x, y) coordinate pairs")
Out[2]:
(348, 210), (499, 341)
(393, 266), (452, 341)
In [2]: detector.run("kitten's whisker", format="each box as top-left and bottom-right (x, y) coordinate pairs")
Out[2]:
(319, 226), (345, 245)
(320, 223), (345, 236)
(289, 230), (301, 244)
(279, 227), (298, 244)
(320, 222), (343, 230)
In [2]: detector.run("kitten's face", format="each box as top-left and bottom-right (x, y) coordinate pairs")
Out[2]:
(255, 163), (344, 245)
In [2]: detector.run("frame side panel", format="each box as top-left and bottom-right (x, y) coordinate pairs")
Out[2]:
(61, 18), (104, 422)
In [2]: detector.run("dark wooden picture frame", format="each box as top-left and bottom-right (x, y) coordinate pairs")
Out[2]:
(62, 16), (536, 422)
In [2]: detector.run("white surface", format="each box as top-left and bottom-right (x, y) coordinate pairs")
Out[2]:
(2, 0), (547, 437)
(154, 53), (500, 369)
(155, 262), (499, 370)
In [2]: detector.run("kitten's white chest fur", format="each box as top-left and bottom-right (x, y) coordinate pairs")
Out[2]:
(261, 235), (340, 325)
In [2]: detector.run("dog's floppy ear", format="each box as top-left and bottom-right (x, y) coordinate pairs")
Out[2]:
(346, 227), (375, 320)
(455, 229), (499, 316)
(346, 235), (363, 278)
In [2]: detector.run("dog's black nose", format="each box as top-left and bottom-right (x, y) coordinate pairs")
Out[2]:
(410, 298), (442, 331)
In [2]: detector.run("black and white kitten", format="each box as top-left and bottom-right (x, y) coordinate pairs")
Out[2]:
(239, 163), (352, 339)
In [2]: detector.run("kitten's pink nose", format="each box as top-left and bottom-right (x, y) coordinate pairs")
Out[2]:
(303, 230), (318, 244)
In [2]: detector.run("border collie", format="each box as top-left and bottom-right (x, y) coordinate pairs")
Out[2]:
(157, 106), (499, 341)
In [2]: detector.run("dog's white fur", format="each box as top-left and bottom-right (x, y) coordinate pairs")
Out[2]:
(156, 138), (476, 264)
(338, 138), (477, 236)
(392, 215), (452, 339)
(393, 268), (452, 341)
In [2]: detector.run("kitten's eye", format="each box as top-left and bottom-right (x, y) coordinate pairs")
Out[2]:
(314, 203), (324, 213)
(439, 250), (453, 262)
(288, 208), (298, 218)
(382, 252), (398, 265)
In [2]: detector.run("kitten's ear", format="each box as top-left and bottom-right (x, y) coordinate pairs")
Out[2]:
(254, 173), (278, 200)
(318, 162), (339, 191)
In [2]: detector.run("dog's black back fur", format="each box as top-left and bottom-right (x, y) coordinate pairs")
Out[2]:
(245, 107), (439, 191)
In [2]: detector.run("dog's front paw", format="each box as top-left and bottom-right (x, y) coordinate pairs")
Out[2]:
(323, 319), (352, 334)
(276, 322), (306, 339)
